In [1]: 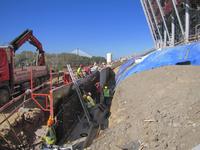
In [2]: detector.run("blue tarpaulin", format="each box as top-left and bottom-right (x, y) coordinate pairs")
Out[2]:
(115, 58), (135, 82)
(116, 41), (200, 85)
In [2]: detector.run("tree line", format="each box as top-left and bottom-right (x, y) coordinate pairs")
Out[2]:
(14, 51), (106, 70)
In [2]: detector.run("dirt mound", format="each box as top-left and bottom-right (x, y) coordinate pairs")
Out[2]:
(89, 66), (200, 150)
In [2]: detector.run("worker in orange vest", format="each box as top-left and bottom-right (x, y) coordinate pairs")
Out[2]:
(42, 116), (57, 145)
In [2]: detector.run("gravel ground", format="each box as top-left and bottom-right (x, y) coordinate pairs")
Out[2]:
(89, 66), (200, 150)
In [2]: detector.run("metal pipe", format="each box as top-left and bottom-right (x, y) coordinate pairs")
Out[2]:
(0, 82), (46, 113)
(171, 15), (175, 46)
(156, 0), (170, 40)
(0, 103), (23, 125)
(171, 0), (184, 36)
(146, 0), (163, 44)
(164, 30), (167, 47)
(141, 0), (157, 42)
(31, 93), (48, 96)
(140, 0), (157, 46)
(30, 67), (33, 90)
(49, 66), (54, 118)
(50, 66), (53, 91)
(31, 94), (50, 112)
(185, 0), (190, 42)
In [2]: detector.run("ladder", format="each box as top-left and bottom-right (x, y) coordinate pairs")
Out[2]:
(67, 64), (91, 124)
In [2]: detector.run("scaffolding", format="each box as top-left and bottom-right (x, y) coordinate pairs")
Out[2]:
(30, 66), (72, 120)
(140, 0), (200, 48)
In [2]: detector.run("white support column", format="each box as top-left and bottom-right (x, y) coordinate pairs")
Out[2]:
(140, 0), (157, 46)
(171, 15), (175, 46)
(147, 0), (163, 44)
(185, 0), (190, 42)
(172, 0), (184, 36)
(164, 29), (167, 47)
(156, 0), (170, 41)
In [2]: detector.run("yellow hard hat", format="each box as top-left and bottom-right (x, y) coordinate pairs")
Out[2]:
(104, 86), (108, 89)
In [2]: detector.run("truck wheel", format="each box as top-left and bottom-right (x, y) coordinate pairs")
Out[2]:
(0, 89), (10, 105)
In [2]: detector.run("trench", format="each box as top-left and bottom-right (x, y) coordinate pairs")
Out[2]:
(0, 67), (115, 150)
(51, 67), (116, 150)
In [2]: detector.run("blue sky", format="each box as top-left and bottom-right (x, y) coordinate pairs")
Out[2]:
(0, 0), (153, 58)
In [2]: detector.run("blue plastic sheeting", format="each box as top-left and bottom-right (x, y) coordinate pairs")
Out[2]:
(116, 41), (200, 85)
(116, 62), (137, 84)
(115, 58), (135, 81)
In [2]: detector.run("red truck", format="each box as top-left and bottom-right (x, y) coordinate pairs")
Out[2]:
(0, 29), (48, 105)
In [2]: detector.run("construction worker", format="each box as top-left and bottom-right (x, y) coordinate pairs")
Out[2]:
(42, 116), (57, 145)
(76, 64), (83, 78)
(103, 85), (111, 107)
(83, 66), (91, 75)
(87, 92), (96, 107)
(102, 62), (106, 68)
(83, 92), (96, 120)
(83, 92), (96, 109)
(95, 82), (101, 104)
(91, 62), (98, 72)
(83, 94), (88, 107)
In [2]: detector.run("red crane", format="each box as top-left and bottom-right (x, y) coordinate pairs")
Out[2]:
(0, 29), (47, 105)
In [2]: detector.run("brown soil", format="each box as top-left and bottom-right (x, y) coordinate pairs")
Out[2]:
(89, 66), (200, 150)
(0, 104), (47, 149)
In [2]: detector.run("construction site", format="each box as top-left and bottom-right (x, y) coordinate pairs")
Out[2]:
(1, 0), (200, 150)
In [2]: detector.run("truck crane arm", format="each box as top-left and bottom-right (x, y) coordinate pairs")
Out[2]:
(9, 29), (45, 66)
